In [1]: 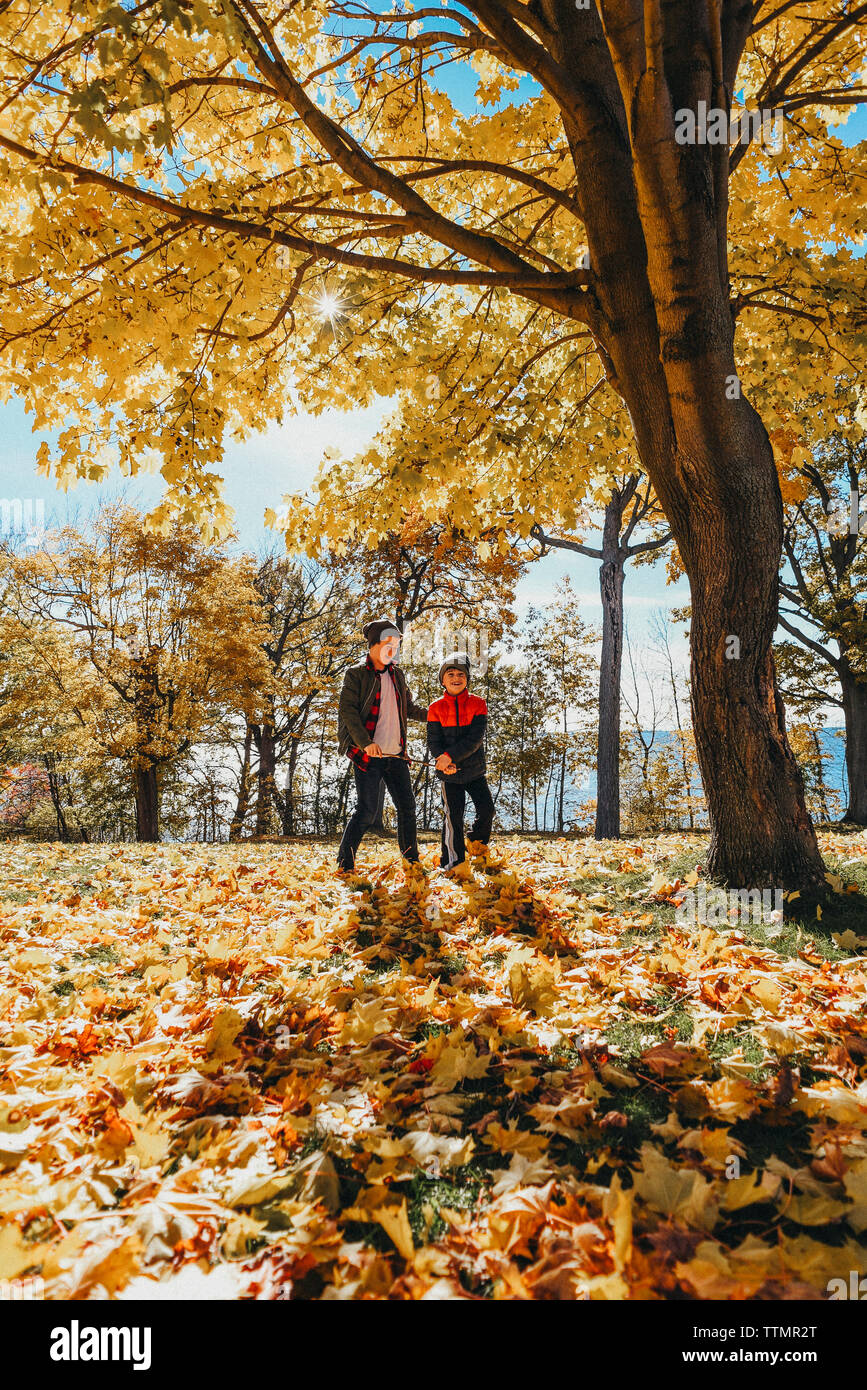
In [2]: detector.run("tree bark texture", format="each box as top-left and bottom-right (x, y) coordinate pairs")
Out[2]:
(840, 665), (867, 825)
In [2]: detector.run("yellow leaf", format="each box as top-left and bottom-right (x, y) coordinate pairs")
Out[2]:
(632, 1143), (718, 1230)
(429, 1040), (490, 1089)
(605, 1173), (633, 1272)
(786, 1194), (852, 1226)
(204, 1007), (245, 1060)
(483, 1122), (548, 1158)
(720, 1170), (781, 1210)
(373, 1200), (415, 1261)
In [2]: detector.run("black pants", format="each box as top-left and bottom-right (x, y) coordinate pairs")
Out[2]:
(337, 758), (419, 869)
(440, 775), (495, 868)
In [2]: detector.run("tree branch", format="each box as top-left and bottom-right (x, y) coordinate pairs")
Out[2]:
(776, 610), (841, 671)
(0, 131), (587, 297)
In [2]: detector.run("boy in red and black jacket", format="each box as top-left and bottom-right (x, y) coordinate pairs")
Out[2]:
(427, 651), (495, 870)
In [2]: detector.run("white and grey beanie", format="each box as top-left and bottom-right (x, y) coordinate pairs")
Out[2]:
(438, 651), (471, 685)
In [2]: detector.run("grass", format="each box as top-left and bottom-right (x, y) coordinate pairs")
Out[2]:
(71, 944), (121, 966)
(604, 1005), (694, 1063)
(406, 1168), (486, 1244)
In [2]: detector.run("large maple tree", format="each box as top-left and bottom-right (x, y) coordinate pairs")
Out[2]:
(0, 0), (865, 888)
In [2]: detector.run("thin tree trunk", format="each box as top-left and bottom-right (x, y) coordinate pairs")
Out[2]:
(808, 726), (831, 823)
(314, 720), (326, 835)
(336, 761), (352, 832)
(132, 649), (160, 843)
(281, 736), (301, 836)
(840, 664), (867, 825)
(596, 520), (625, 839)
(531, 697), (540, 832)
(229, 724), (254, 841)
(659, 616), (695, 831)
(543, 753), (554, 833)
(558, 672), (567, 833)
(43, 754), (70, 842)
(63, 770), (89, 844)
(519, 711), (526, 832)
(675, 735), (694, 831)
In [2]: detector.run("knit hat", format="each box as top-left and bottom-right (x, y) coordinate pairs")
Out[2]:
(439, 651), (471, 685)
(363, 618), (401, 648)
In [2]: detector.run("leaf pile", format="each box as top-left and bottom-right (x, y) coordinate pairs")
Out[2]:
(1, 832), (866, 1300)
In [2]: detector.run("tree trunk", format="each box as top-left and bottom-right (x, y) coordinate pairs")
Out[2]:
(254, 722), (277, 836)
(808, 726), (830, 823)
(43, 754), (70, 842)
(336, 761), (352, 832)
(281, 736), (300, 836)
(229, 724), (253, 841)
(660, 615), (694, 831)
(596, 514), (625, 839)
(592, 251), (824, 890)
(551, 43), (828, 893)
(840, 664), (867, 825)
(543, 754), (554, 832)
(683, 436), (825, 891)
(132, 649), (161, 843)
(558, 677), (567, 833)
(518, 712), (525, 831)
(596, 349), (825, 891)
(313, 720), (326, 835)
(134, 762), (159, 842)
(558, 750), (566, 833)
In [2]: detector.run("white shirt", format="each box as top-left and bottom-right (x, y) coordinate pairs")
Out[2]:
(373, 669), (401, 755)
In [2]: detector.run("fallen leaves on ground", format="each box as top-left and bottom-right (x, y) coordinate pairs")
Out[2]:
(1, 832), (866, 1300)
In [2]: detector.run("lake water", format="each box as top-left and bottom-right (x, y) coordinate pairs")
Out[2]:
(561, 726), (850, 829)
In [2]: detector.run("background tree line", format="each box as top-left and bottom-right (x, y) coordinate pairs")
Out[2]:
(0, 491), (858, 846)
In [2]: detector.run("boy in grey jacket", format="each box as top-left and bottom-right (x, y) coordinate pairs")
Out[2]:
(336, 618), (428, 871)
